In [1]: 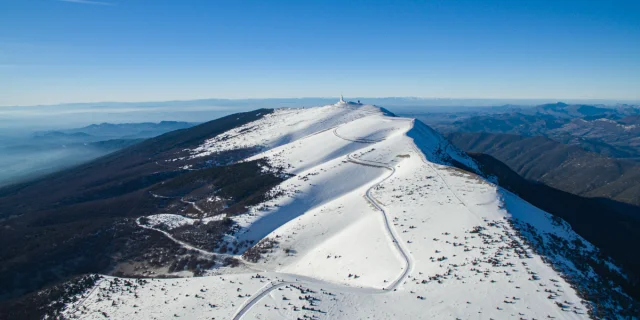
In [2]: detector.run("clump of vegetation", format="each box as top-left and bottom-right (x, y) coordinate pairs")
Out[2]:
(171, 218), (233, 252)
(222, 257), (241, 267)
(242, 238), (279, 263)
(550, 215), (563, 227)
(168, 255), (216, 276)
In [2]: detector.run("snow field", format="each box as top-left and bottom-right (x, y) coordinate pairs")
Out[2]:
(191, 103), (385, 159)
(64, 102), (617, 319)
(63, 274), (278, 319)
(143, 213), (225, 230)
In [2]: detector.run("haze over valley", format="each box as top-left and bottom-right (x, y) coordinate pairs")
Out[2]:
(2, 0), (639, 319)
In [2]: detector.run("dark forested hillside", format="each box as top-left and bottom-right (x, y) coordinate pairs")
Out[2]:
(446, 132), (640, 206)
(0, 109), (275, 305)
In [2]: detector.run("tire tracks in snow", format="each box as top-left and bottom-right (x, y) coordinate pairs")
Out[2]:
(345, 153), (413, 290)
(232, 119), (414, 319)
(71, 110), (415, 318)
(232, 281), (289, 320)
(332, 127), (385, 143)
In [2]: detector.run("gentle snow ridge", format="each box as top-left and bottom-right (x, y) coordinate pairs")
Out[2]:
(62, 101), (629, 319)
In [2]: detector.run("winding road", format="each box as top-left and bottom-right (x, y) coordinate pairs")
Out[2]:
(345, 153), (413, 290)
(332, 127), (385, 144)
(66, 107), (490, 319)
(136, 217), (217, 257)
(143, 193), (260, 268)
(231, 119), (414, 319)
(145, 116), (478, 319)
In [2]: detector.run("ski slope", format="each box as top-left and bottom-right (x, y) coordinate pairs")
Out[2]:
(62, 100), (626, 319)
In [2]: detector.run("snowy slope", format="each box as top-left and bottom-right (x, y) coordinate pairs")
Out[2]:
(62, 100), (630, 319)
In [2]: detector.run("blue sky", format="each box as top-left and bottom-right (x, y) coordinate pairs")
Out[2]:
(1, 0), (639, 106)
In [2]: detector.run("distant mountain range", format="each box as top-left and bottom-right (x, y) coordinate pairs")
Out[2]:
(446, 132), (640, 206)
(34, 121), (196, 141)
(0, 121), (197, 188)
(419, 102), (640, 161)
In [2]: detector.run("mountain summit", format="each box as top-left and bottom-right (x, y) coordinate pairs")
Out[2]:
(1, 101), (635, 319)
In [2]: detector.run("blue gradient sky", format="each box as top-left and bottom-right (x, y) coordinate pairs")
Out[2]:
(2, 0), (639, 105)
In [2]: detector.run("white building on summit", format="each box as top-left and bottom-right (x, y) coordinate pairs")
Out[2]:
(338, 95), (362, 105)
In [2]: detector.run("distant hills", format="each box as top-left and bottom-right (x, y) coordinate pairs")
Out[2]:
(423, 102), (640, 161)
(0, 110), (270, 304)
(407, 102), (640, 208)
(34, 121), (196, 141)
(0, 121), (197, 188)
(446, 132), (640, 206)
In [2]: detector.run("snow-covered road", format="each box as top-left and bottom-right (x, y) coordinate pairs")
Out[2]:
(64, 102), (619, 319)
(345, 153), (412, 290)
(231, 123), (415, 319)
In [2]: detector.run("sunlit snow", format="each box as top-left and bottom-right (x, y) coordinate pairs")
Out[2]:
(62, 100), (622, 319)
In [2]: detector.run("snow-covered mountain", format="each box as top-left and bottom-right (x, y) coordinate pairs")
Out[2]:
(59, 99), (633, 319)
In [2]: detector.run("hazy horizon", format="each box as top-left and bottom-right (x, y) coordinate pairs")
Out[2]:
(3, 96), (640, 108)
(2, 97), (638, 132)
(3, 0), (639, 106)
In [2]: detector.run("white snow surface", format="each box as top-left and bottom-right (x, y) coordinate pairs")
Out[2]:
(190, 103), (385, 159)
(143, 213), (225, 230)
(63, 101), (613, 319)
